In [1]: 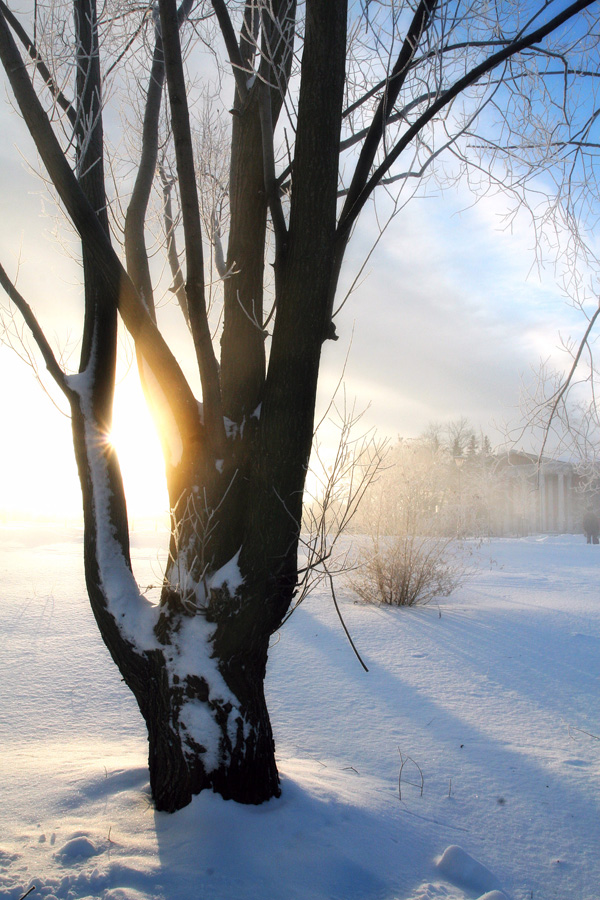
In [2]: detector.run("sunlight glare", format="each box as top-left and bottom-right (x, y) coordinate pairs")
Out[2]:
(110, 367), (170, 523)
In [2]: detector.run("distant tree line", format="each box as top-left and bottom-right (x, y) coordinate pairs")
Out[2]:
(420, 417), (493, 461)
(345, 418), (496, 540)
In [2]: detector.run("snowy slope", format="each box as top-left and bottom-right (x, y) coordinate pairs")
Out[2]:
(0, 527), (598, 900)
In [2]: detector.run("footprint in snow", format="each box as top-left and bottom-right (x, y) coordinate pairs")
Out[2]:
(0, 848), (20, 866)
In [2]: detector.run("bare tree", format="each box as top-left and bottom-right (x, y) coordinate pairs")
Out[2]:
(0, 0), (598, 813)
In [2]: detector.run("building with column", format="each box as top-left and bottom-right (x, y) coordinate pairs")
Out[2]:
(488, 451), (588, 535)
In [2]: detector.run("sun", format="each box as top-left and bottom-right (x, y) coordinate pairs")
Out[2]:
(110, 367), (170, 523)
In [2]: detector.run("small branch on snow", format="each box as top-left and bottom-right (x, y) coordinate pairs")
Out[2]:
(398, 749), (424, 801)
(18, 887), (36, 900)
(569, 724), (600, 742)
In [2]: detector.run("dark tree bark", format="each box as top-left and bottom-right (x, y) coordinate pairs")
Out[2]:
(1, 0), (598, 813)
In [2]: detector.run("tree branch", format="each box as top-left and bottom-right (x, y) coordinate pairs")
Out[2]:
(339, 0), (600, 237)
(124, 0), (195, 320)
(538, 303), (600, 463)
(342, 39), (511, 122)
(0, 262), (69, 392)
(75, 0), (114, 398)
(239, 0), (260, 72)
(340, 92), (436, 154)
(258, 76), (287, 250)
(0, 0), (76, 127)
(123, 37), (165, 320)
(339, 0), (439, 227)
(0, 7), (204, 448)
(159, 0), (225, 451)
(258, 0), (297, 125)
(210, 0), (249, 104)
(159, 163), (190, 325)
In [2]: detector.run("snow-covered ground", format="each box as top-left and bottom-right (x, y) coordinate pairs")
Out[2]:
(0, 526), (598, 900)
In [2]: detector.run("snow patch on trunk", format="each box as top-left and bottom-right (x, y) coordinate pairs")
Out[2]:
(209, 549), (243, 593)
(168, 615), (236, 705)
(165, 546), (244, 611)
(165, 613), (245, 772)
(179, 699), (222, 771)
(66, 371), (159, 652)
(223, 417), (237, 438)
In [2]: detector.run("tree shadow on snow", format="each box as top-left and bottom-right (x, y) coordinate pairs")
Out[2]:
(152, 761), (435, 900)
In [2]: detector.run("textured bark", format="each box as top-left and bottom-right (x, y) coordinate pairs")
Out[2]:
(220, 95), (268, 425)
(72, 383), (282, 812)
(142, 648), (280, 812)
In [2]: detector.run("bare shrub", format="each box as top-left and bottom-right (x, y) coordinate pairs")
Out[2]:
(350, 438), (473, 606)
(351, 533), (468, 607)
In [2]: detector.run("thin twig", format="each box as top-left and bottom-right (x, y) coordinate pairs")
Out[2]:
(324, 564), (368, 672)
(538, 303), (600, 463)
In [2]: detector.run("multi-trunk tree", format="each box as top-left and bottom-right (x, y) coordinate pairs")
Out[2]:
(0, 0), (598, 812)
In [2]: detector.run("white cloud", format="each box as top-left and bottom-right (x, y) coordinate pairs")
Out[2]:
(319, 186), (585, 446)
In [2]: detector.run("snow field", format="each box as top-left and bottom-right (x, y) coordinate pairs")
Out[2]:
(0, 527), (598, 899)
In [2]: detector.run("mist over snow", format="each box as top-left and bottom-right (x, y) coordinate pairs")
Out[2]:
(1, 524), (599, 900)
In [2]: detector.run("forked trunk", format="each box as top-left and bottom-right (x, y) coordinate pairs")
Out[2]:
(71, 387), (288, 812)
(40, 0), (347, 816)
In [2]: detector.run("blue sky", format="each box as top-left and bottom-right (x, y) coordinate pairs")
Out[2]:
(320, 182), (583, 442)
(0, 5), (593, 520)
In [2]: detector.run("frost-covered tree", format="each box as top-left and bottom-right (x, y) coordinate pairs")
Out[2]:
(0, 0), (598, 812)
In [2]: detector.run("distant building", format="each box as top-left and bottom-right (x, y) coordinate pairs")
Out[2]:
(350, 440), (598, 540)
(488, 452), (590, 536)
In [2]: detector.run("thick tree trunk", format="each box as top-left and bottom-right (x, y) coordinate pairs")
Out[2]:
(141, 642), (280, 812)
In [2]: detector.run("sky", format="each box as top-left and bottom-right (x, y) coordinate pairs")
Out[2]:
(0, 12), (591, 522)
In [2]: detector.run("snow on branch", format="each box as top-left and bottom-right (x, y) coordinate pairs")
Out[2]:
(66, 368), (160, 652)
